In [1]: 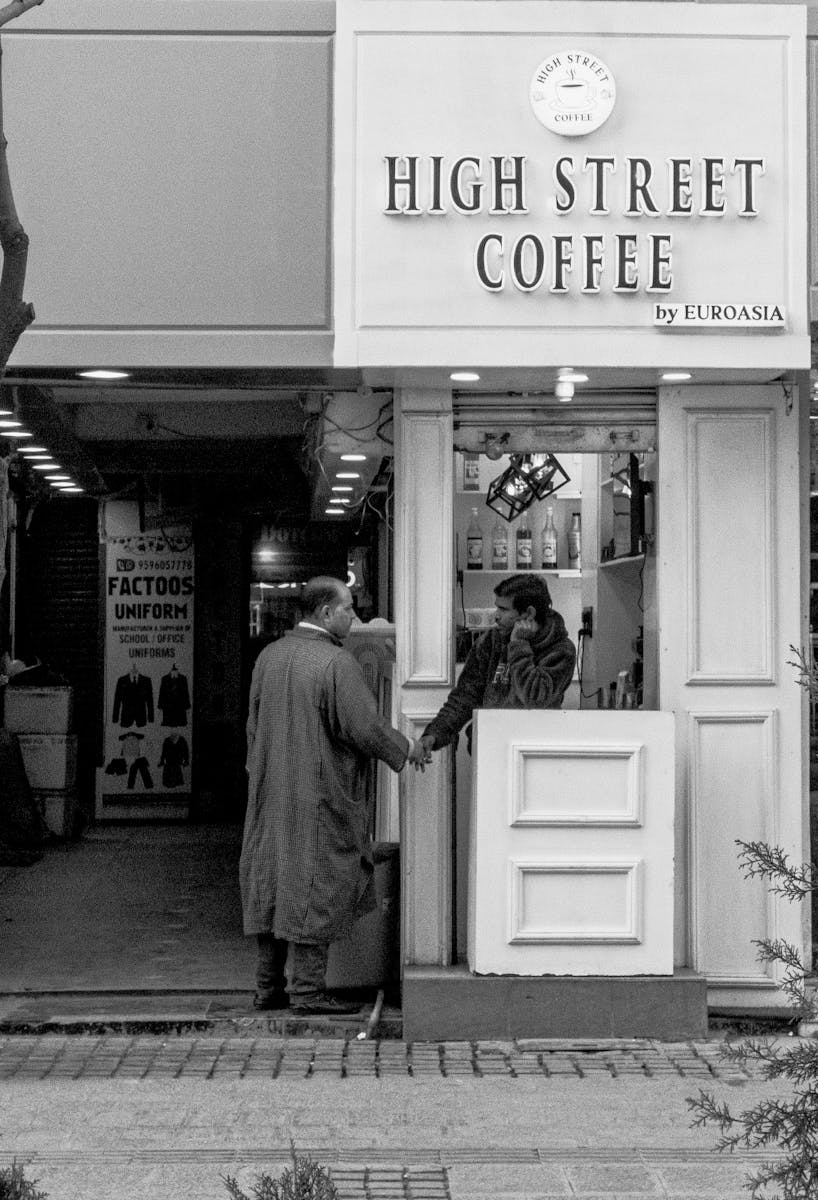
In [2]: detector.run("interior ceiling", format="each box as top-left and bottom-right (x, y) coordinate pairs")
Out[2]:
(2, 357), (803, 521)
(3, 369), (386, 524)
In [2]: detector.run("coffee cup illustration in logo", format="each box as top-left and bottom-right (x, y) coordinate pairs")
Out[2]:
(530, 51), (616, 137)
(556, 72), (591, 110)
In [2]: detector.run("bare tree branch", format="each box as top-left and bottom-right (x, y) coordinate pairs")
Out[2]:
(0, 2), (39, 377)
(0, 1), (44, 31)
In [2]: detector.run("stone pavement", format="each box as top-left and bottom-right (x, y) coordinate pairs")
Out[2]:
(0, 826), (805, 1198)
(0, 1032), (799, 1200)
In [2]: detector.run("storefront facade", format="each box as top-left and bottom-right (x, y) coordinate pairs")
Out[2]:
(333, 0), (810, 1034)
(1, 0), (814, 1036)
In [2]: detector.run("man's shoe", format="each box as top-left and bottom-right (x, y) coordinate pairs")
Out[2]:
(290, 992), (362, 1015)
(253, 990), (289, 1011)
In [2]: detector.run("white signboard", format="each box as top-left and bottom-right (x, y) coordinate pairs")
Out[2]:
(334, 1), (808, 370)
(97, 505), (194, 820)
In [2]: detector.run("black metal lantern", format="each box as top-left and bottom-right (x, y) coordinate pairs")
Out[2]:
(486, 453), (570, 522)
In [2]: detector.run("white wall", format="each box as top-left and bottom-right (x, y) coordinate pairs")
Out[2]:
(5, 1), (334, 367)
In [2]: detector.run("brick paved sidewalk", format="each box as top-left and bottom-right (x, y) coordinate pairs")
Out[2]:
(0, 1033), (766, 1081)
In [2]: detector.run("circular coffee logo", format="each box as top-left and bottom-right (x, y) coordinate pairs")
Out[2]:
(530, 51), (616, 137)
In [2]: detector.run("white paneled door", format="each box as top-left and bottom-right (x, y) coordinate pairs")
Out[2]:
(658, 385), (807, 1007)
(468, 710), (675, 976)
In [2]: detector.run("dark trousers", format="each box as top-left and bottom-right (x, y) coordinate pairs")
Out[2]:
(256, 933), (329, 999)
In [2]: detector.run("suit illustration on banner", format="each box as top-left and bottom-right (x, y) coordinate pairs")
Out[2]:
(158, 664), (191, 727)
(112, 665), (154, 728)
(159, 733), (190, 788)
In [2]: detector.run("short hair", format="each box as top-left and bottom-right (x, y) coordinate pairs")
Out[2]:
(494, 574), (552, 623)
(301, 576), (347, 617)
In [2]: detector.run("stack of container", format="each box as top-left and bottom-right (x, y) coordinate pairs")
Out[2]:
(4, 685), (77, 838)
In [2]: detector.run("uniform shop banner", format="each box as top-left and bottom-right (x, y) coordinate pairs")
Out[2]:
(97, 508), (194, 819)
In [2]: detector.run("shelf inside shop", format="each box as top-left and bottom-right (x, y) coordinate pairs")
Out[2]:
(464, 569), (581, 578)
(598, 554), (646, 570)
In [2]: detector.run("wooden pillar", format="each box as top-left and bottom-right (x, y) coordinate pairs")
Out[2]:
(395, 387), (454, 965)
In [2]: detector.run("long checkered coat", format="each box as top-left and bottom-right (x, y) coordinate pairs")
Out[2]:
(240, 625), (409, 943)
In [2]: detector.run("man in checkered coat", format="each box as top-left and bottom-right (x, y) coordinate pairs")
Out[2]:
(241, 576), (423, 1015)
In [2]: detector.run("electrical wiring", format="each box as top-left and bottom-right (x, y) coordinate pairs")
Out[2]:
(575, 630), (601, 701)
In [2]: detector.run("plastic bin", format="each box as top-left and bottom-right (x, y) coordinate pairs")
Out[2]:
(325, 843), (400, 989)
(17, 734), (78, 790)
(4, 686), (73, 733)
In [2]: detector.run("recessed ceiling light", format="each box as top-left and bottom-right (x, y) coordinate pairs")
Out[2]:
(331, 486), (354, 492)
(340, 453), (367, 462)
(60, 487), (84, 494)
(0, 409), (14, 417)
(450, 371), (480, 383)
(46, 475), (71, 482)
(325, 507), (345, 515)
(32, 462), (60, 470)
(336, 472), (360, 480)
(661, 371), (692, 382)
(19, 446), (50, 454)
(0, 418), (22, 428)
(2, 429), (32, 438)
(78, 369), (131, 380)
(21, 452), (51, 459)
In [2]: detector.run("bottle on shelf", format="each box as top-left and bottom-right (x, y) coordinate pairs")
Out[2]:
(540, 506), (558, 569)
(515, 511), (533, 570)
(567, 512), (582, 570)
(466, 507), (484, 570)
(491, 517), (509, 570)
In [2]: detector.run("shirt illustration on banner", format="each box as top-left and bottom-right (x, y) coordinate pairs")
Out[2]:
(105, 731), (154, 790)
(158, 665), (191, 727)
(112, 668), (155, 727)
(159, 733), (190, 788)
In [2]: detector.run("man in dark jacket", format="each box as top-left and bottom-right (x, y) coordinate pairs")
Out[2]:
(419, 574), (576, 756)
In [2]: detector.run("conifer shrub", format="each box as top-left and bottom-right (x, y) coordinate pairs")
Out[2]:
(222, 1147), (338, 1200)
(686, 835), (818, 1198)
(0, 1162), (48, 1200)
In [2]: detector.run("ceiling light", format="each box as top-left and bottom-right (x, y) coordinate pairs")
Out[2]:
(340, 453), (367, 462)
(19, 446), (50, 454)
(555, 380), (574, 402)
(0, 408), (14, 417)
(335, 472), (360, 479)
(325, 507), (345, 515)
(60, 487), (84, 494)
(450, 371), (481, 383)
(661, 371), (692, 382)
(78, 369), (131, 380)
(0, 418), (22, 428)
(331, 486), (353, 492)
(31, 461), (59, 470)
(558, 368), (588, 383)
(46, 476), (71, 482)
(52, 483), (77, 491)
(21, 452), (51, 459)
(1, 429), (32, 438)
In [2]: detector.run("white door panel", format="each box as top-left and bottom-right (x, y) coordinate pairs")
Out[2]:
(468, 709), (675, 976)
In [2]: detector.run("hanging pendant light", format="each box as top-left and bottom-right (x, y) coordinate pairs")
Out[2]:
(486, 453), (571, 522)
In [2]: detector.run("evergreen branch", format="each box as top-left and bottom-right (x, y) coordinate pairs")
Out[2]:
(735, 840), (815, 901)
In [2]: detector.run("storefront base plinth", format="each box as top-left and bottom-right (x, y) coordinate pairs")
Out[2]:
(402, 965), (708, 1042)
